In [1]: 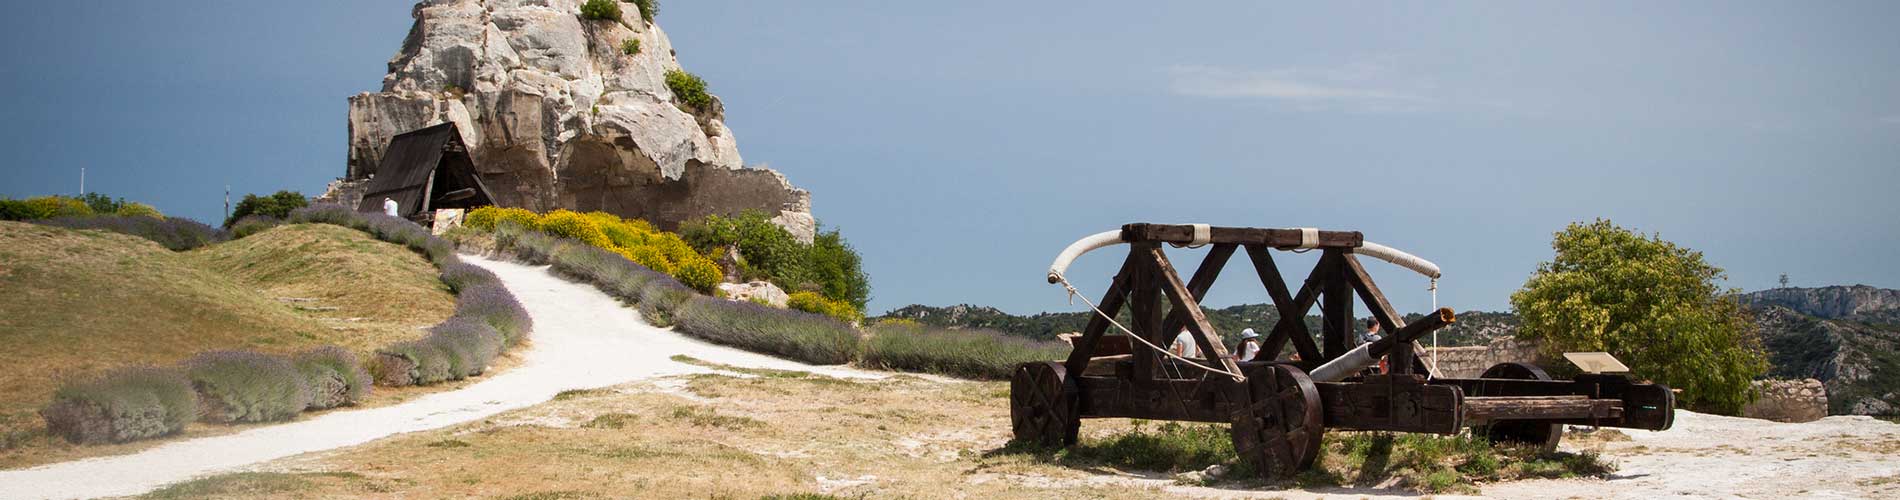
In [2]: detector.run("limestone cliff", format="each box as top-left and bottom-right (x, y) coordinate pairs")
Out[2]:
(322, 0), (814, 241)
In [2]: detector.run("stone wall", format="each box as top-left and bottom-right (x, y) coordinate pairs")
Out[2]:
(1424, 338), (1544, 378)
(1741, 378), (1829, 423)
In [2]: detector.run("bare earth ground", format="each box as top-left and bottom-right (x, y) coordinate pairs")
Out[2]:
(6, 251), (1897, 499)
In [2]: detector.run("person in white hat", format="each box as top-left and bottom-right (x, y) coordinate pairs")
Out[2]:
(1236, 328), (1263, 362)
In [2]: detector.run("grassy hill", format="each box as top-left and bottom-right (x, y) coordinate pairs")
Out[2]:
(0, 222), (454, 453)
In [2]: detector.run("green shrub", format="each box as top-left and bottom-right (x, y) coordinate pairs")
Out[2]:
(664, 69), (714, 111)
(862, 323), (1069, 379)
(40, 366), (197, 444)
(630, 0), (659, 22)
(293, 346), (372, 410)
(224, 190), (307, 228)
(788, 291), (861, 324)
(536, 209), (611, 248)
(681, 211), (871, 310)
(580, 0), (621, 20)
(674, 258), (722, 294)
(2, 196), (94, 220)
(674, 296), (859, 365)
(185, 351), (311, 423)
(620, 37), (641, 55)
(467, 206), (540, 232)
(115, 202), (163, 218)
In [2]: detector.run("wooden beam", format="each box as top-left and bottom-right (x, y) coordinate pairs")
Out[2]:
(1463, 396), (1622, 425)
(1129, 243), (1163, 383)
(1121, 223), (1362, 249)
(1147, 246), (1243, 379)
(1062, 250), (1140, 378)
(1158, 244), (1237, 339)
(1321, 249), (1353, 361)
(1339, 253), (1430, 375)
(1248, 246), (1326, 363)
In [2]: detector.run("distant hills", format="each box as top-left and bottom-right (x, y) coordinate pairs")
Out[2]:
(874, 285), (1900, 415)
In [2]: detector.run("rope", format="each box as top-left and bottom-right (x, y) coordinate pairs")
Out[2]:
(1429, 278), (1439, 377)
(1057, 273), (1246, 382)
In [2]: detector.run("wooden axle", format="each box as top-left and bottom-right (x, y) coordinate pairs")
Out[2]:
(1120, 223), (1363, 249)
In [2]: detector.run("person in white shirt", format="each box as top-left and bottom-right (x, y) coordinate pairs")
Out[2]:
(383, 197), (399, 217)
(1236, 328), (1263, 362)
(1168, 328), (1200, 359)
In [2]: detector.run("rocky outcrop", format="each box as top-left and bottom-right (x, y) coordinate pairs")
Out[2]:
(1741, 285), (1900, 322)
(324, 0), (814, 242)
(717, 281), (789, 308)
(1740, 378), (1829, 423)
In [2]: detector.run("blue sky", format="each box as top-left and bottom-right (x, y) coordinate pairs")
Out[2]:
(3, 1), (1896, 317)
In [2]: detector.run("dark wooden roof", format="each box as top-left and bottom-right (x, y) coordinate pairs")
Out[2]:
(356, 123), (485, 217)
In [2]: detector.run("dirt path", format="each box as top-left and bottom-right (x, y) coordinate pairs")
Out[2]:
(0, 255), (886, 500)
(1483, 411), (1900, 499)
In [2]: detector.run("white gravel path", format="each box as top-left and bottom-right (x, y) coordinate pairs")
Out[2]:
(0, 254), (886, 500)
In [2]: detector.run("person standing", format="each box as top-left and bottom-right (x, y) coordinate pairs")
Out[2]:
(383, 197), (399, 217)
(1169, 327), (1201, 359)
(1360, 318), (1387, 374)
(1236, 328), (1263, 362)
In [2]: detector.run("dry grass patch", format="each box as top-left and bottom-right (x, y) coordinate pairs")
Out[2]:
(0, 222), (459, 468)
(247, 375), (1170, 499)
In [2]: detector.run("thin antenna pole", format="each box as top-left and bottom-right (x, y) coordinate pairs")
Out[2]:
(224, 185), (231, 222)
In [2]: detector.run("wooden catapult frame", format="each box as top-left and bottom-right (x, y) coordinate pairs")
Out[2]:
(1011, 223), (1677, 479)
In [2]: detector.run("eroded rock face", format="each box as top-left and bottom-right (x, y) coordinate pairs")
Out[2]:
(325, 0), (814, 241)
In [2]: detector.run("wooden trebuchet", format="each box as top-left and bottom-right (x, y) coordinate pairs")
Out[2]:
(1015, 224), (1677, 482)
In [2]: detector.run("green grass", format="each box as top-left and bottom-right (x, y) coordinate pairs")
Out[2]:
(666, 405), (764, 430)
(142, 471), (365, 499)
(861, 322), (1069, 379)
(583, 413), (640, 429)
(668, 355), (813, 378)
(990, 425), (1612, 494)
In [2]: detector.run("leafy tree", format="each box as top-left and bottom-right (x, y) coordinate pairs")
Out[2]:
(1509, 219), (1768, 414)
(1778, 273), (1789, 288)
(224, 190), (308, 228)
(78, 192), (126, 214)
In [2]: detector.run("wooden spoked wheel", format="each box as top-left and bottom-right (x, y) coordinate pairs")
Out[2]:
(1230, 364), (1325, 480)
(1010, 362), (1078, 447)
(1479, 362), (1564, 451)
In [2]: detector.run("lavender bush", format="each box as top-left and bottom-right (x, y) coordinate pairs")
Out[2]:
(285, 203), (366, 231)
(862, 323), (1071, 379)
(548, 242), (665, 301)
(454, 283), (533, 346)
(674, 296), (860, 365)
(184, 351), (311, 424)
(229, 215), (281, 239)
(637, 277), (696, 326)
(427, 318), (505, 378)
(36, 215), (228, 251)
(293, 346), (372, 409)
(378, 340), (454, 386)
(40, 366), (197, 444)
(439, 261), (500, 293)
